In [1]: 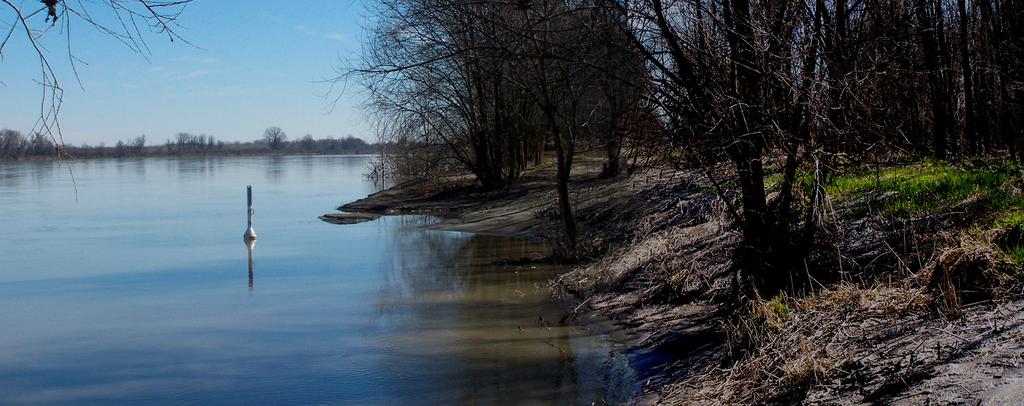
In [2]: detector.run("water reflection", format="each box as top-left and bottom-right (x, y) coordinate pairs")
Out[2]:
(372, 221), (637, 404)
(0, 157), (635, 404)
(300, 155), (314, 179)
(30, 160), (59, 188)
(265, 155), (285, 183)
(115, 158), (147, 179)
(0, 166), (20, 189)
(245, 238), (256, 289)
(171, 157), (219, 178)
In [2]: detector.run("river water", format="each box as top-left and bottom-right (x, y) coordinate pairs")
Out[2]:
(0, 155), (635, 404)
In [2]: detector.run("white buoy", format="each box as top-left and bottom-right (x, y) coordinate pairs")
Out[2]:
(243, 185), (257, 241)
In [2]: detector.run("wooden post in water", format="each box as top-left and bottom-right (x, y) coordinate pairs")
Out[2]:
(243, 185), (257, 241)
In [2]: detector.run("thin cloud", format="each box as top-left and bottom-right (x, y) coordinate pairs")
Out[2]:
(324, 32), (350, 44)
(295, 24), (351, 44)
(175, 55), (220, 65)
(147, 68), (220, 81)
(173, 69), (216, 80)
(294, 24), (316, 36)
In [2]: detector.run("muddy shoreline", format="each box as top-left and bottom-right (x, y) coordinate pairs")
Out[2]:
(323, 164), (1024, 405)
(320, 163), (602, 239)
(321, 181), (554, 238)
(320, 163), (715, 400)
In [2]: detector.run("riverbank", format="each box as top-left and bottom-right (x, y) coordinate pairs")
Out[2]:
(322, 160), (616, 238)
(325, 160), (1024, 404)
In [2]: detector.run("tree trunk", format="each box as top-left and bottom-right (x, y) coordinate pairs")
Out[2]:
(729, 0), (775, 295)
(958, 0), (978, 156)
(917, 0), (951, 160)
(605, 130), (622, 177)
(976, 0), (995, 153)
(546, 105), (577, 260)
(936, 0), (958, 155)
(776, 0), (824, 222)
(732, 144), (773, 294)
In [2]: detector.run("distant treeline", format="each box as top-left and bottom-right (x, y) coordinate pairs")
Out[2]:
(0, 127), (378, 160)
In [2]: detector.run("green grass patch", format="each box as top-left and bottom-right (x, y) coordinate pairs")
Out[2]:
(1003, 245), (1024, 265)
(827, 160), (1024, 268)
(764, 172), (785, 190)
(826, 161), (1018, 217)
(992, 211), (1024, 266)
(993, 210), (1024, 230)
(766, 294), (790, 320)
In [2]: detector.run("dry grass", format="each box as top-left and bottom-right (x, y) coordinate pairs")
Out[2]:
(660, 284), (934, 404)
(551, 162), (1024, 404)
(925, 236), (1014, 317)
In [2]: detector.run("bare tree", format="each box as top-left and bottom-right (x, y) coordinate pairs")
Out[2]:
(263, 127), (287, 150)
(1, 0), (194, 153)
(130, 135), (146, 154)
(347, 0), (1024, 294)
(349, 0), (553, 189)
(0, 129), (26, 158)
(348, 0), (640, 258)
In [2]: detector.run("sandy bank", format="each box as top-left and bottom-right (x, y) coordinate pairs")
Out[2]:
(329, 180), (553, 237)
(321, 161), (623, 239)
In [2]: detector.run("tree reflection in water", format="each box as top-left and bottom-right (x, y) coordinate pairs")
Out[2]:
(370, 215), (637, 404)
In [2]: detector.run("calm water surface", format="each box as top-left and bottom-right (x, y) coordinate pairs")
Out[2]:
(0, 156), (635, 405)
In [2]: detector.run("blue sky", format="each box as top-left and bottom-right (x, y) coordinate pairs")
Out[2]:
(0, 1), (373, 145)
